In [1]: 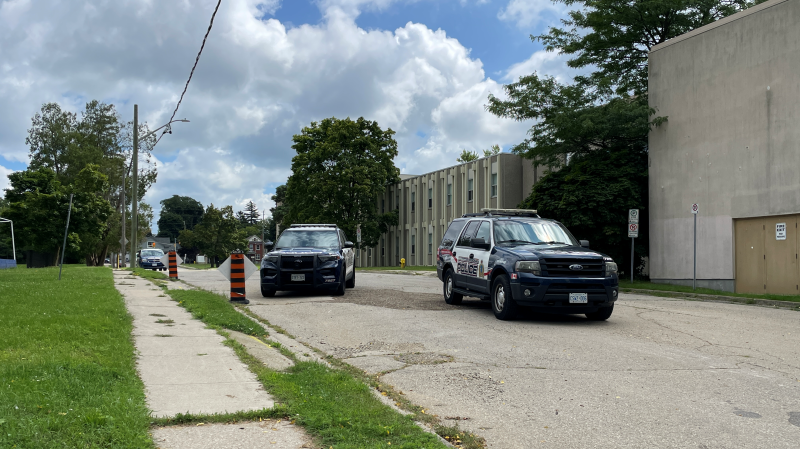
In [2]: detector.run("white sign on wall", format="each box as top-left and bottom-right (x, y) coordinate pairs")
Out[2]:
(776, 223), (787, 241)
(691, 203), (699, 214)
(628, 209), (639, 224)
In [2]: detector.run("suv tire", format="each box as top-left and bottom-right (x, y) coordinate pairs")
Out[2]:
(585, 305), (613, 321)
(346, 268), (355, 288)
(443, 269), (463, 305)
(491, 274), (518, 320)
(261, 286), (276, 297)
(334, 278), (346, 296)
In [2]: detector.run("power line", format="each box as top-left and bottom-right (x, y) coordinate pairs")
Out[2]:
(157, 0), (223, 145)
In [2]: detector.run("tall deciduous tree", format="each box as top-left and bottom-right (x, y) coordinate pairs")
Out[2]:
(157, 195), (204, 238)
(285, 117), (400, 247)
(190, 204), (246, 267)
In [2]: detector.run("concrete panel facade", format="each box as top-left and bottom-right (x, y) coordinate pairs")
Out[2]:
(356, 153), (543, 267)
(648, 0), (800, 291)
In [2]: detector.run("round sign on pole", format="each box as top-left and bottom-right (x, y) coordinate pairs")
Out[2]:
(691, 203), (699, 214)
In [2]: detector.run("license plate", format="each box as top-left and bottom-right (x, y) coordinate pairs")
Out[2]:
(291, 274), (305, 282)
(569, 293), (588, 304)
(150, 263), (157, 266)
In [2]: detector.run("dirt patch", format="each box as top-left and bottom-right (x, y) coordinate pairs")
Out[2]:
(332, 288), (491, 311)
(395, 352), (454, 365)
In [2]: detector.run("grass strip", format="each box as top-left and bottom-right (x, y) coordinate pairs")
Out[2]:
(358, 266), (437, 272)
(151, 407), (290, 426)
(125, 267), (168, 281)
(619, 280), (800, 303)
(0, 265), (153, 448)
(227, 339), (450, 449)
(166, 289), (268, 337)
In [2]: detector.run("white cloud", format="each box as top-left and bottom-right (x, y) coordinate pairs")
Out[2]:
(0, 0), (544, 229)
(0, 165), (14, 195)
(498, 0), (564, 29)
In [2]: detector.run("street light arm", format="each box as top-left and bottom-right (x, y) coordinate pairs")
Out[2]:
(141, 119), (190, 141)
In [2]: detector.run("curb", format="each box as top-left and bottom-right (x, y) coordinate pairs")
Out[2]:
(622, 288), (800, 310)
(358, 269), (437, 277)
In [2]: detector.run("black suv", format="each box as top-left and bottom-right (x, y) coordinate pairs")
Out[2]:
(436, 209), (619, 321)
(260, 224), (356, 297)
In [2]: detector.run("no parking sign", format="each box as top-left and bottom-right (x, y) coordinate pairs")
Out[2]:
(628, 223), (639, 238)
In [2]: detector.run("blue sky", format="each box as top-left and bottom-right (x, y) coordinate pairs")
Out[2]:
(0, 0), (575, 227)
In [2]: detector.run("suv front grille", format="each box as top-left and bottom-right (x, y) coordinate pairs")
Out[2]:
(540, 258), (604, 277)
(280, 256), (315, 270)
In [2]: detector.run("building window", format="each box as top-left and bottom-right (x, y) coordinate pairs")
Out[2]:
(256, 244), (260, 251)
(428, 233), (433, 254)
(447, 183), (452, 206)
(411, 234), (416, 255)
(396, 192), (399, 210)
(382, 199), (385, 213)
(396, 236), (400, 259)
(428, 187), (432, 208)
(467, 178), (474, 202)
(411, 191), (415, 212)
(381, 238), (385, 257)
(255, 253), (261, 261)
(491, 173), (498, 198)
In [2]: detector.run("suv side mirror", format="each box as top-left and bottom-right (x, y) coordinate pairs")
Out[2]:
(470, 238), (491, 250)
(580, 240), (590, 248)
(344, 241), (354, 249)
(265, 240), (274, 249)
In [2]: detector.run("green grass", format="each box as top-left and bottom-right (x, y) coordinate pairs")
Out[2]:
(357, 265), (437, 272)
(230, 342), (449, 449)
(619, 280), (800, 303)
(183, 263), (214, 270)
(0, 265), (153, 448)
(125, 267), (168, 280)
(167, 289), (268, 336)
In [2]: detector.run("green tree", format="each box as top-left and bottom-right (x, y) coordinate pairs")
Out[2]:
(157, 195), (204, 238)
(191, 204), (246, 267)
(487, 0), (760, 275)
(4, 166), (113, 265)
(244, 200), (259, 224)
(456, 149), (479, 163)
(483, 144), (502, 157)
(521, 148), (648, 275)
(270, 185), (289, 232)
(285, 117), (400, 248)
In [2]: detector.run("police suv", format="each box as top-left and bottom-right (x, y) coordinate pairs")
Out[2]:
(259, 224), (355, 297)
(437, 209), (619, 321)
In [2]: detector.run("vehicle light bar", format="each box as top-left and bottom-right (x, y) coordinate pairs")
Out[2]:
(289, 224), (338, 228)
(463, 208), (539, 218)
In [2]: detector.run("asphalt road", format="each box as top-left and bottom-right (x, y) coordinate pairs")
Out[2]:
(177, 267), (800, 448)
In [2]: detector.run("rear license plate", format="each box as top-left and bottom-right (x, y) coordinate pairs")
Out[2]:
(291, 274), (305, 282)
(569, 293), (588, 304)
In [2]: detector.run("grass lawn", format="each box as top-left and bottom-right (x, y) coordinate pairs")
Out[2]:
(0, 265), (153, 448)
(619, 279), (800, 303)
(183, 263), (213, 270)
(358, 265), (437, 272)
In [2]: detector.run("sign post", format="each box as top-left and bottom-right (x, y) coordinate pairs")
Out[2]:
(691, 203), (699, 290)
(628, 209), (639, 283)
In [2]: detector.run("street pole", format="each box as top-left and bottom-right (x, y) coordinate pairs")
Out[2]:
(130, 104), (139, 269)
(630, 237), (634, 284)
(120, 170), (126, 267)
(10, 220), (15, 262)
(58, 194), (74, 280)
(693, 212), (697, 290)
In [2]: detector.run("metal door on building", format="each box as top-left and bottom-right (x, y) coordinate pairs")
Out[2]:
(735, 215), (799, 295)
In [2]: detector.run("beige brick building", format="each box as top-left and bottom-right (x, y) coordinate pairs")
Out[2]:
(356, 153), (543, 267)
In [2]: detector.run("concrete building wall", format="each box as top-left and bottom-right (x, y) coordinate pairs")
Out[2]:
(648, 0), (800, 291)
(356, 153), (539, 267)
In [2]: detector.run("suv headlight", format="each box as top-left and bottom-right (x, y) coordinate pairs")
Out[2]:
(604, 259), (618, 277)
(261, 255), (279, 268)
(318, 253), (341, 263)
(515, 260), (541, 276)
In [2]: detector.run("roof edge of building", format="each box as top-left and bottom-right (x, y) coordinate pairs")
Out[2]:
(397, 152), (521, 183)
(649, 0), (790, 54)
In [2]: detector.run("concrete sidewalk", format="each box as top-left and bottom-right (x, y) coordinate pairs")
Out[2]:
(114, 270), (273, 416)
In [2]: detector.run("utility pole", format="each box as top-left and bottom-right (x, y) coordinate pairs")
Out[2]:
(120, 171), (126, 267)
(129, 104), (139, 269)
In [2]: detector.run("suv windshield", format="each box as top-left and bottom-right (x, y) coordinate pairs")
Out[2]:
(140, 250), (163, 258)
(276, 230), (339, 250)
(493, 220), (579, 247)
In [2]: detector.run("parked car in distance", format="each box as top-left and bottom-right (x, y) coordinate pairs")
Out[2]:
(137, 249), (166, 271)
(260, 224), (355, 297)
(437, 208), (619, 321)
